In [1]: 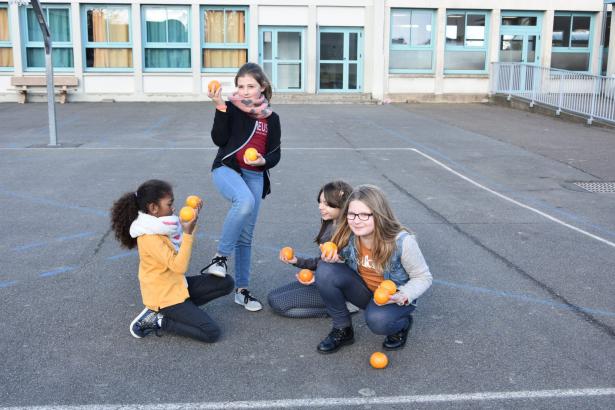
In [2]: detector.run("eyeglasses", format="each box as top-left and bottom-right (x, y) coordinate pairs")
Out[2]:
(347, 212), (373, 221)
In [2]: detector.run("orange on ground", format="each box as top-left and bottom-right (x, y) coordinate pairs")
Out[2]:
(369, 352), (389, 369)
(298, 269), (314, 283)
(379, 279), (397, 295)
(373, 287), (391, 305)
(244, 148), (259, 162)
(208, 80), (221, 94)
(185, 195), (201, 209)
(281, 246), (294, 260)
(321, 241), (337, 257)
(179, 206), (195, 222)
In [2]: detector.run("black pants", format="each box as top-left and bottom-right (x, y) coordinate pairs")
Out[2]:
(159, 275), (234, 343)
(267, 281), (328, 318)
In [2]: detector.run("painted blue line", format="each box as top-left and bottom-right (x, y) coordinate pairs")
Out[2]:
(0, 280), (17, 288)
(434, 279), (615, 318)
(107, 251), (137, 260)
(0, 187), (106, 217)
(143, 115), (169, 136)
(13, 231), (97, 252)
(39, 266), (77, 278)
(363, 114), (615, 241)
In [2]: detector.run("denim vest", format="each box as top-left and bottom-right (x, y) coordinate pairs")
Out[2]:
(339, 231), (411, 286)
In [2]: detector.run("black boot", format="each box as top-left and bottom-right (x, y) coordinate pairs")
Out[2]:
(317, 326), (354, 354)
(383, 316), (413, 351)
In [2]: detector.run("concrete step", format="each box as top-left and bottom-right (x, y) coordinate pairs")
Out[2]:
(271, 93), (375, 104)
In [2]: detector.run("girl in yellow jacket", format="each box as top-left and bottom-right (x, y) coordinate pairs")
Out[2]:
(110, 179), (234, 342)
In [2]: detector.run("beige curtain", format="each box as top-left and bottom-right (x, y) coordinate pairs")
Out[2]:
(204, 10), (246, 68)
(0, 9), (9, 41)
(91, 9), (131, 68)
(0, 48), (12, 67)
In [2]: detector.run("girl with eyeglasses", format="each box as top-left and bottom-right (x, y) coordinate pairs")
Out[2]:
(314, 185), (432, 354)
(267, 180), (357, 318)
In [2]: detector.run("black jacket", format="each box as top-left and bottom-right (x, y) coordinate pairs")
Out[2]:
(211, 101), (281, 198)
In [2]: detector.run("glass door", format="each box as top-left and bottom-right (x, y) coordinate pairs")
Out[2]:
(318, 27), (363, 92)
(259, 27), (305, 92)
(499, 12), (542, 92)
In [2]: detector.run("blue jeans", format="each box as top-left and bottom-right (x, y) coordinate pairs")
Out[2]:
(212, 166), (263, 288)
(315, 262), (415, 333)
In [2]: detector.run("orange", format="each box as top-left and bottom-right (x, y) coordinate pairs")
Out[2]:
(179, 206), (195, 222)
(373, 287), (390, 305)
(298, 269), (314, 283)
(379, 279), (397, 295)
(369, 352), (388, 369)
(208, 80), (221, 94)
(185, 195), (201, 209)
(321, 241), (337, 257)
(244, 148), (259, 162)
(281, 246), (294, 260)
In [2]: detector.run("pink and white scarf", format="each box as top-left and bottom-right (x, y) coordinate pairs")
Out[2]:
(228, 92), (272, 119)
(129, 212), (183, 251)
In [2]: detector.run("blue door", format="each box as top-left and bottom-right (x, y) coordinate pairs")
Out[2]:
(259, 27), (305, 92)
(318, 27), (363, 92)
(499, 12), (543, 91)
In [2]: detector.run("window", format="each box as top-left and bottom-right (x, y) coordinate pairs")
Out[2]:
(22, 5), (73, 70)
(202, 7), (248, 71)
(445, 11), (489, 73)
(0, 3), (12, 69)
(551, 12), (594, 72)
(143, 6), (190, 70)
(83, 5), (132, 70)
(602, 11), (611, 76)
(389, 9), (435, 73)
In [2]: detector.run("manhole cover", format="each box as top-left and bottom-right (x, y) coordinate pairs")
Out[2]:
(573, 182), (615, 193)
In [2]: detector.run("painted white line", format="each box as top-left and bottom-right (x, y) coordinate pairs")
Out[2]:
(0, 147), (414, 151)
(410, 148), (615, 249)
(3, 388), (615, 409)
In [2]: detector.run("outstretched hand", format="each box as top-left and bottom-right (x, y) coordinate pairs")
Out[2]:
(279, 249), (298, 265)
(180, 204), (201, 235)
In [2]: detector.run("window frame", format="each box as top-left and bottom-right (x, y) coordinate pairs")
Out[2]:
(0, 3), (13, 71)
(389, 8), (436, 74)
(141, 5), (191, 72)
(20, 3), (74, 72)
(551, 12), (595, 73)
(444, 9), (490, 74)
(200, 5), (249, 73)
(81, 4), (133, 73)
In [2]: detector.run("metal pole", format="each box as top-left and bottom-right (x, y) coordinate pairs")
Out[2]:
(30, 0), (57, 146)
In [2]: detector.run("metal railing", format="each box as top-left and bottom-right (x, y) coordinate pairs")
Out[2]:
(490, 62), (615, 125)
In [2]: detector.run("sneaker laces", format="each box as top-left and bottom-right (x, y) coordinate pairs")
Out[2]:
(137, 312), (162, 337)
(238, 289), (259, 304)
(200, 256), (227, 274)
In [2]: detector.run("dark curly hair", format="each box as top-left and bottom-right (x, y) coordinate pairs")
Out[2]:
(110, 179), (173, 249)
(315, 180), (353, 244)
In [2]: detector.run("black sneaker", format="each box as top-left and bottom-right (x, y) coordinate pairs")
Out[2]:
(201, 255), (228, 277)
(130, 308), (162, 339)
(383, 316), (413, 350)
(317, 326), (354, 354)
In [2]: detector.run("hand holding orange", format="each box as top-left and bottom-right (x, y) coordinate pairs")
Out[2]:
(244, 148), (259, 162)
(320, 241), (338, 258)
(369, 352), (389, 369)
(281, 247), (294, 260)
(373, 287), (391, 305)
(297, 269), (314, 284)
(208, 80), (221, 94)
(179, 206), (195, 222)
(379, 279), (397, 295)
(185, 195), (202, 209)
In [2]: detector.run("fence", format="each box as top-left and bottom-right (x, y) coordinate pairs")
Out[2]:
(490, 62), (615, 125)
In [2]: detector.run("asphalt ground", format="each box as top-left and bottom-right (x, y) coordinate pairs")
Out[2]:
(0, 102), (614, 409)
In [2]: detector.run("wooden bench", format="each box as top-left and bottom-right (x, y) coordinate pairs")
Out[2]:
(10, 76), (79, 104)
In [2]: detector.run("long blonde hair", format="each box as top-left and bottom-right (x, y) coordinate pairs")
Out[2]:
(331, 185), (408, 273)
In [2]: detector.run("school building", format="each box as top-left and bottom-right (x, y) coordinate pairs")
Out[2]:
(0, 0), (614, 102)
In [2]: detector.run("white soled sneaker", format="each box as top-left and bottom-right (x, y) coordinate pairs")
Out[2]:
(234, 288), (263, 312)
(200, 255), (227, 277)
(346, 301), (360, 314)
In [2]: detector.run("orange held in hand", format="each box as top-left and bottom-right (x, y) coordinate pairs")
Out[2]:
(298, 269), (314, 283)
(281, 246), (294, 260)
(369, 352), (389, 369)
(179, 206), (195, 222)
(244, 148), (259, 162)
(373, 287), (391, 305)
(185, 195), (201, 209)
(379, 279), (397, 295)
(320, 241), (337, 257)
(208, 80), (221, 94)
